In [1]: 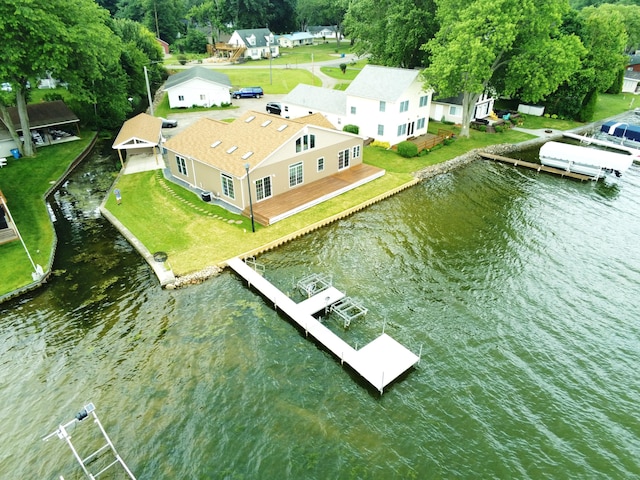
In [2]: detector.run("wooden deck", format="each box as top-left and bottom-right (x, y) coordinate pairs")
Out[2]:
(226, 257), (419, 393)
(246, 163), (385, 226)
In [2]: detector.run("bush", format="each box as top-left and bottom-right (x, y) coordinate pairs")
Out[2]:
(339, 63), (347, 74)
(396, 141), (418, 158)
(343, 124), (359, 134)
(177, 54), (187, 65)
(370, 140), (390, 149)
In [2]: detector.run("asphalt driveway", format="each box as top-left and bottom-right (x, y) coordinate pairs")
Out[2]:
(161, 94), (286, 140)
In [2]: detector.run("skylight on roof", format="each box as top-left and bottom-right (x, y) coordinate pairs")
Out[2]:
(226, 146), (238, 154)
(211, 140), (221, 148)
(261, 120), (272, 127)
(245, 116), (256, 123)
(277, 124), (288, 132)
(241, 151), (254, 160)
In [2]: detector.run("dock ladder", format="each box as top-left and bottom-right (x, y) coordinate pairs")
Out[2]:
(43, 402), (136, 480)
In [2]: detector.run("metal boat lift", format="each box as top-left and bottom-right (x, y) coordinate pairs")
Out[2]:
(43, 403), (136, 480)
(296, 272), (333, 298)
(330, 297), (368, 328)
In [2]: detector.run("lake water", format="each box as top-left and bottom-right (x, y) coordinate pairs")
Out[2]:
(1, 142), (639, 479)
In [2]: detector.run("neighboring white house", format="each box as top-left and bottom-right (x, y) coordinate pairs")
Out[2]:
(278, 32), (314, 48)
(281, 65), (432, 145)
(228, 28), (279, 60)
(430, 92), (495, 124)
(164, 66), (232, 108)
(307, 26), (341, 40)
(281, 84), (346, 126)
(623, 70), (640, 94)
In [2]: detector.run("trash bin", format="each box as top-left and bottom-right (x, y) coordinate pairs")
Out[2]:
(10, 148), (20, 159)
(341, 53), (345, 58)
(201, 191), (212, 202)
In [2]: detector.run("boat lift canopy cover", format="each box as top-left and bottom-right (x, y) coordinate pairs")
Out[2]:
(539, 141), (633, 172)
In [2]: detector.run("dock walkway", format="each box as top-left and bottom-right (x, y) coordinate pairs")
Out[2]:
(226, 257), (419, 393)
(479, 152), (593, 181)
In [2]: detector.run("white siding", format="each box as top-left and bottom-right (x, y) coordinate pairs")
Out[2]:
(347, 81), (431, 144)
(167, 78), (231, 108)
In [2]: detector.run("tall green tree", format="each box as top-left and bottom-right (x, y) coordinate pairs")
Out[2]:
(0, 0), (124, 156)
(143, 0), (185, 43)
(423, 0), (585, 138)
(345, 0), (438, 68)
(110, 18), (166, 116)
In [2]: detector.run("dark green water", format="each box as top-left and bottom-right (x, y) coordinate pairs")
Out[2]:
(1, 146), (639, 479)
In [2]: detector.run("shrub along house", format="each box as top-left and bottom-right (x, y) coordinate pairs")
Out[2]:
(163, 110), (384, 225)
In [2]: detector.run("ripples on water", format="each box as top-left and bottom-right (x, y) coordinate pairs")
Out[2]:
(1, 156), (639, 478)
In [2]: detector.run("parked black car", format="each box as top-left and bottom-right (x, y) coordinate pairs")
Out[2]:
(266, 102), (282, 115)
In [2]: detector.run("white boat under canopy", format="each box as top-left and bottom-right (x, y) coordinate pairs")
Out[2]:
(539, 141), (633, 179)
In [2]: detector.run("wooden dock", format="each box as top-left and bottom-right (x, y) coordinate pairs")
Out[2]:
(226, 257), (419, 393)
(479, 152), (594, 181)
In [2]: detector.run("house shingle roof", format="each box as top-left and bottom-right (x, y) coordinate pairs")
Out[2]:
(234, 28), (272, 48)
(165, 66), (231, 89)
(283, 84), (346, 116)
(112, 113), (162, 149)
(8, 100), (79, 132)
(346, 65), (423, 102)
(164, 110), (334, 177)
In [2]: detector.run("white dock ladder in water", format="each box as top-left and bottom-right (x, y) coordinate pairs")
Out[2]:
(43, 402), (136, 480)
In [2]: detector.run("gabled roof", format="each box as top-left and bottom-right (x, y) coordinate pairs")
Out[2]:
(624, 70), (640, 81)
(346, 65), (423, 102)
(165, 66), (231, 90)
(296, 113), (336, 130)
(233, 28), (272, 48)
(112, 113), (162, 150)
(628, 54), (640, 67)
(7, 100), (79, 132)
(164, 110), (340, 177)
(283, 84), (346, 116)
(432, 93), (464, 105)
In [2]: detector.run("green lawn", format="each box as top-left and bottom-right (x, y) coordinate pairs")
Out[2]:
(0, 133), (97, 296)
(2, 85), (636, 295)
(105, 166), (414, 273)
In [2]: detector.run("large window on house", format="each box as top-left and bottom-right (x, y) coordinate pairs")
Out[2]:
(176, 155), (187, 175)
(397, 123), (407, 136)
(317, 157), (324, 172)
(221, 173), (235, 199)
(352, 145), (361, 158)
(417, 117), (426, 130)
(338, 149), (350, 169)
(449, 106), (458, 116)
(399, 100), (409, 113)
(378, 124), (384, 136)
(255, 176), (272, 201)
(295, 134), (316, 153)
(289, 162), (303, 187)
(178, 95), (184, 101)
(419, 95), (429, 107)
(379, 101), (386, 112)
(350, 106), (356, 114)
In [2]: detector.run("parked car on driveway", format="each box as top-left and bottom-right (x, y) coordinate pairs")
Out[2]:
(266, 102), (282, 115)
(160, 117), (178, 128)
(232, 87), (263, 99)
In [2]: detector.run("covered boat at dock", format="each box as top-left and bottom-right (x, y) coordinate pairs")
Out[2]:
(539, 141), (633, 179)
